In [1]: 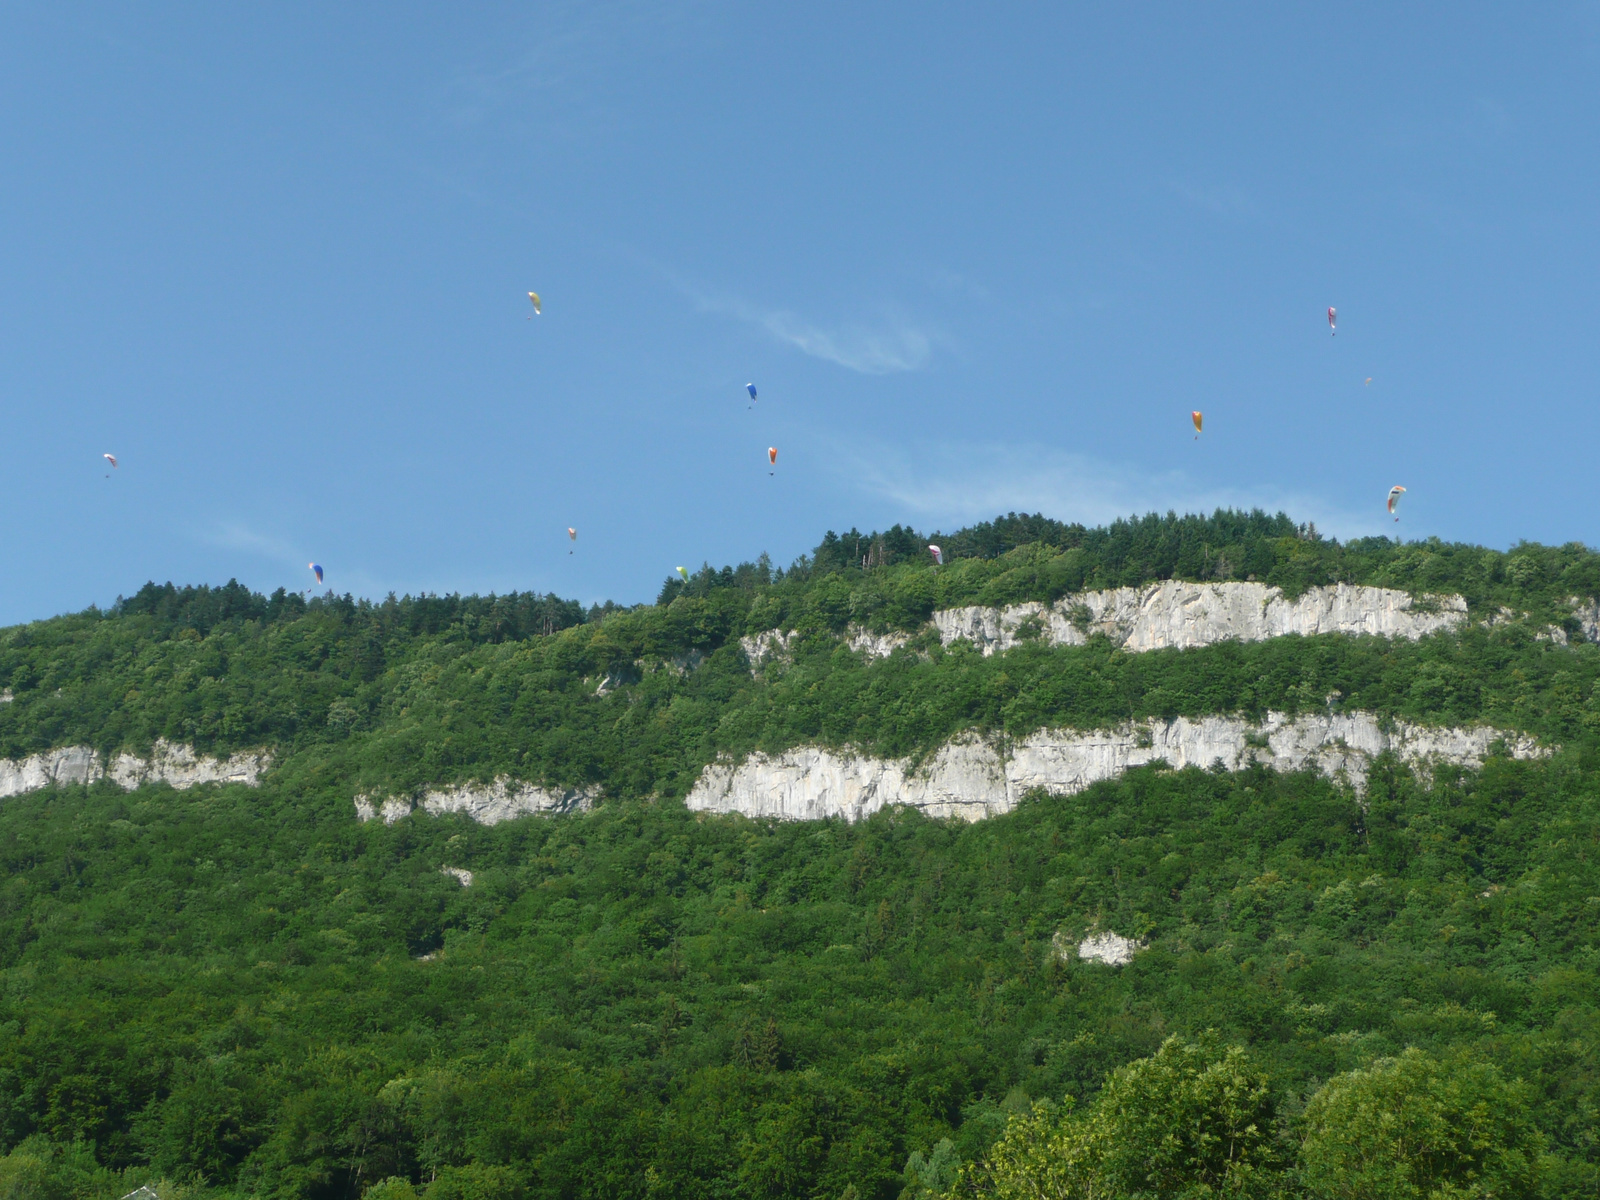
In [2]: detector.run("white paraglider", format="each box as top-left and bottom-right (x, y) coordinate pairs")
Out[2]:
(1387, 485), (1406, 522)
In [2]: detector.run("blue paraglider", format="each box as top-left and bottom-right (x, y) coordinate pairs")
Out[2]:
(309, 563), (324, 585)
(746, 383), (757, 400)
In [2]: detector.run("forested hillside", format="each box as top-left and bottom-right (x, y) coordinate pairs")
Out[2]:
(0, 510), (1598, 1199)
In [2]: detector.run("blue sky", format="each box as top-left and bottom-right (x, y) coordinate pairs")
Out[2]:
(3, 4), (1599, 622)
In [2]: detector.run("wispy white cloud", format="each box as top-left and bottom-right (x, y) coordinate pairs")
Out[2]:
(680, 283), (934, 374)
(200, 522), (303, 567)
(828, 441), (1388, 541)
(1169, 180), (1261, 219)
(194, 522), (386, 597)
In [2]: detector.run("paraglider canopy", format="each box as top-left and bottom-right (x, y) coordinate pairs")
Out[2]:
(1386, 485), (1406, 521)
(568, 527), (577, 540)
(309, 563), (324, 585)
(768, 447), (777, 465)
(103, 453), (118, 468)
(746, 383), (758, 400)
(1327, 307), (1337, 335)
(1191, 411), (1202, 436)
(928, 545), (943, 566)
(527, 292), (541, 316)
(676, 566), (689, 582)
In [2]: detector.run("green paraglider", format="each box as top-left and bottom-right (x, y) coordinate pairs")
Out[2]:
(676, 566), (689, 582)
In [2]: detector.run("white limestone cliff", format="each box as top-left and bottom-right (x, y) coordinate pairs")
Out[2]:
(0, 739), (269, 800)
(684, 712), (1545, 824)
(925, 581), (1467, 658)
(1073, 932), (1144, 966)
(440, 866), (474, 886)
(741, 581), (1470, 673)
(355, 776), (598, 826)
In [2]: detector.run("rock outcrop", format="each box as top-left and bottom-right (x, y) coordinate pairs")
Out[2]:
(1073, 932), (1144, 966)
(684, 712), (1545, 824)
(738, 583), (1470, 674)
(355, 777), (598, 826)
(0, 740), (269, 800)
(922, 581), (1466, 658)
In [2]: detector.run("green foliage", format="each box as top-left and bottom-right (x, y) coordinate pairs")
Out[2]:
(0, 510), (1596, 1197)
(957, 1036), (1285, 1199)
(1299, 1048), (1544, 1200)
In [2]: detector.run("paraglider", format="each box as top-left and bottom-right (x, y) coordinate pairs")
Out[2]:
(768, 446), (777, 476)
(309, 563), (324, 585)
(1191, 411), (1203, 439)
(676, 566), (689, 582)
(1327, 307), (1337, 336)
(568, 527), (576, 554)
(527, 292), (541, 317)
(1364, 378), (1372, 386)
(928, 545), (943, 566)
(103, 452), (117, 478)
(1386, 486), (1406, 522)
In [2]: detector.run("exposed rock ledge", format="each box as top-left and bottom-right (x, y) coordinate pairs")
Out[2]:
(685, 713), (1545, 823)
(0, 740), (270, 799)
(355, 777), (598, 826)
(743, 582), (1468, 670)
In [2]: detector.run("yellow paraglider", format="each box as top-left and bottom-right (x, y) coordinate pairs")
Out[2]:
(1191, 411), (1202, 439)
(676, 566), (689, 582)
(527, 292), (541, 317)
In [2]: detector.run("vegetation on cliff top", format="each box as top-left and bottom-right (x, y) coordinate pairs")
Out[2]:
(0, 510), (1597, 1197)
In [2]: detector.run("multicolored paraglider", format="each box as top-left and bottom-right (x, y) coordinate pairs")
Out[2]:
(568, 527), (576, 554)
(928, 545), (943, 566)
(768, 447), (777, 476)
(309, 563), (324, 585)
(1327, 307), (1337, 336)
(527, 292), (541, 317)
(103, 453), (117, 478)
(1387, 485), (1406, 522)
(1191, 411), (1203, 439)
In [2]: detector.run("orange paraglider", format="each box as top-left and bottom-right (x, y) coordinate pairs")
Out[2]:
(768, 446), (777, 475)
(1191, 411), (1203, 439)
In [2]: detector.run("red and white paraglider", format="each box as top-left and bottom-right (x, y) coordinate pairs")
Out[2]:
(1327, 307), (1337, 336)
(103, 453), (117, 478)
(768, 447), (777, 476)
(928, 545), (943, 566)
(1387, 486), (1406, 522)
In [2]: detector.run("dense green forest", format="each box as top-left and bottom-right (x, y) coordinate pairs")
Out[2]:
(0, 510), (1598, 1198)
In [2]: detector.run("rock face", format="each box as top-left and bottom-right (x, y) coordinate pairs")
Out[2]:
(738, 583), (1469, 673)
(920, 581), (1466, 658)
(355, 777), (598, 826)
(440, 866), (474, 887)
(0, 740), (269, 800)
(740, 630), (799, 670)
(684, 712), (1545, 823)
(1075, 932), (1143, 966)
